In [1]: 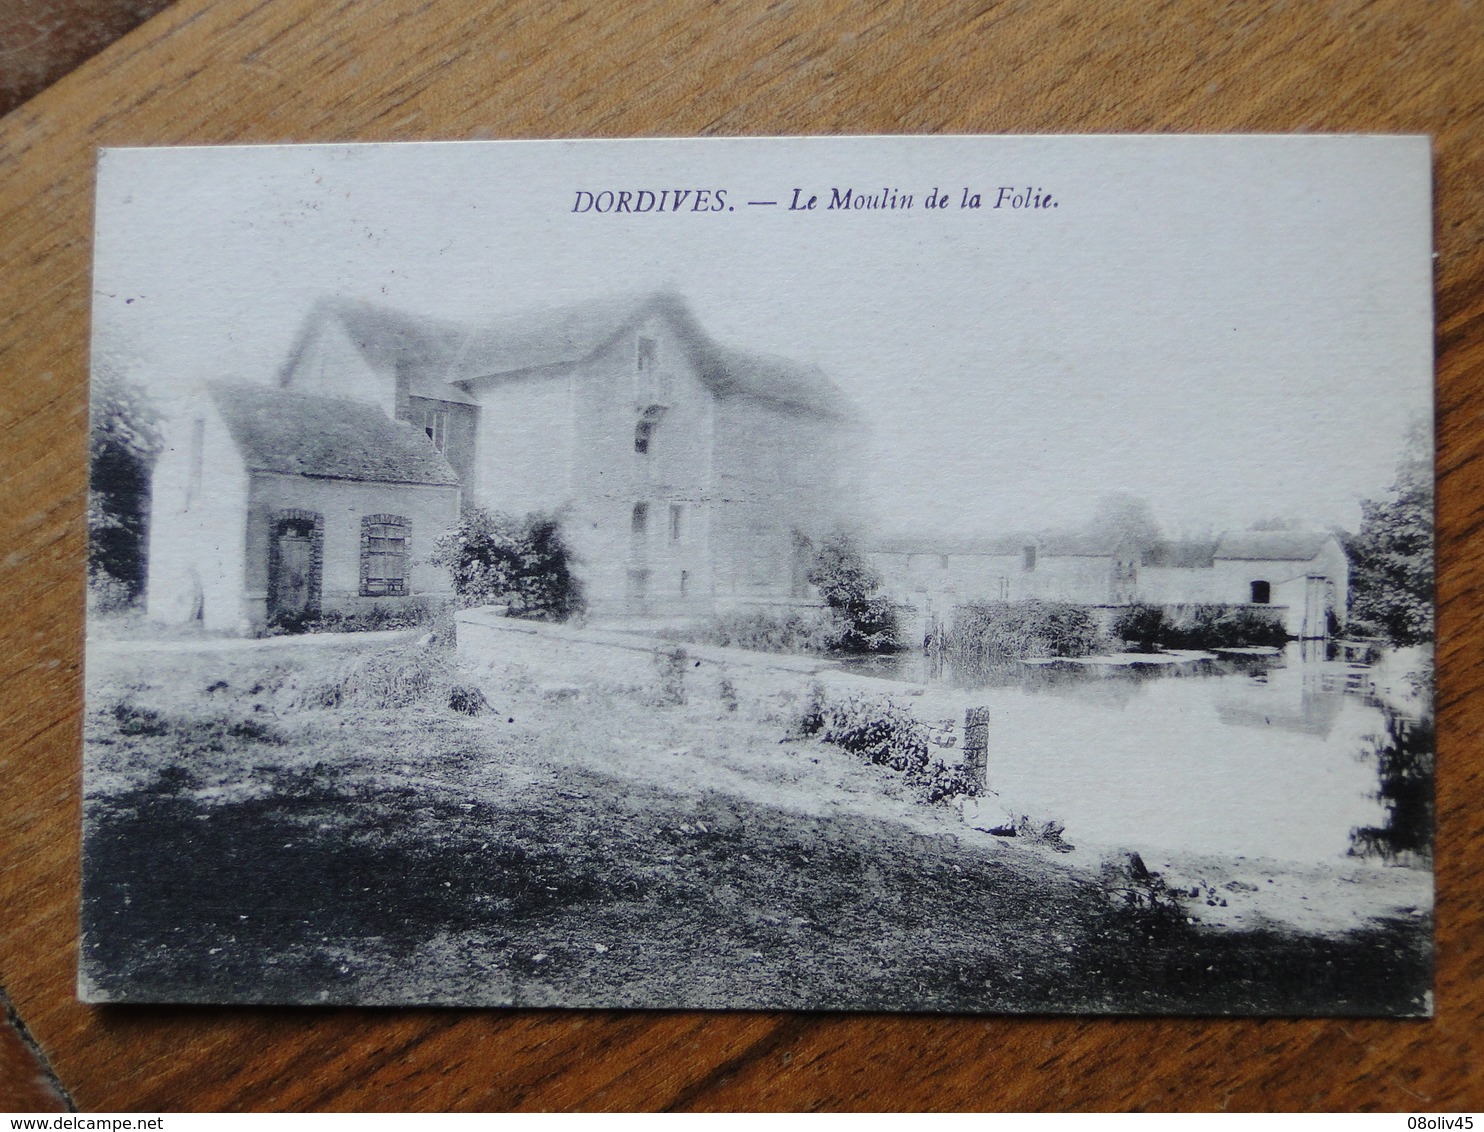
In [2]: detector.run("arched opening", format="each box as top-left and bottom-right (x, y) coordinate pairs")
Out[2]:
(1250, 579), (1271, 604)
(268, 509), (323, 622)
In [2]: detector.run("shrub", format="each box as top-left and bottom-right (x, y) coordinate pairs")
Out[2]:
(89, 365), (161, 606)
(87, 569), (137, 616)
(950, 601), (1102, 660)
(264, 601), (435, 637)
(283, 642), (474, 713)
(1111, 603), (1288, 650)
(432, 506), (583, 621)
(652, 647), (689, 706)
(678, 608), (835, 655)
(799, 691), (978, 804)
(806, 532), (902, 653)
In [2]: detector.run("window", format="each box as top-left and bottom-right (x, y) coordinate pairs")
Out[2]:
(361, 515), (409, 596)
(635, 419), (654, 454)
(670, 503), (683, 542)
(680, 569), (689, 598)
(421, 408), (449, 452)
(637, 336), (658, 371)
(938, 553), (949, 570)
(631, 502), (648, 535)
(1250, 579), (1271, 604)
(1023, 544), (1037, 571)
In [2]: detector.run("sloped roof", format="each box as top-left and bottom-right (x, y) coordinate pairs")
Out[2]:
(288, 291), (852, 419)
(1142, 539), (1219, 569)
(872, 534), (1028, 557)
(1039, 533), (1123, 558)
(871, 533), (1120, 558)
(208, 382), (460, 486)
(1213, 530), (1333, 561)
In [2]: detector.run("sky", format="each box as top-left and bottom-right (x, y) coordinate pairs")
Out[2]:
(91, 135), (1434, 539)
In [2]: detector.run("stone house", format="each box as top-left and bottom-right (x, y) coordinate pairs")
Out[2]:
(870, 528), (1348, 640)
(147, 291), (855, 630)
(146, 383), (462, 632)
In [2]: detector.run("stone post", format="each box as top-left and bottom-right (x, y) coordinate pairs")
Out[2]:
(963, 706), (989, 792)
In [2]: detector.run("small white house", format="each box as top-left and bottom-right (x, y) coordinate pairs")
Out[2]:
(147, 382), (462, 633)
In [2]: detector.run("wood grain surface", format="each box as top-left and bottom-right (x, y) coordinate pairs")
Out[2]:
(2, 0), (1482, 1112)
(0, 0), (176, 117)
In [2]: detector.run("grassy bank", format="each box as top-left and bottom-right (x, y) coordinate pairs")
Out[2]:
(81, 637), (1430, 1014)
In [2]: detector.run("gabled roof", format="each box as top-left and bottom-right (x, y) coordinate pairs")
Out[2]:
(1213, 530), (1334, 561)
(1142, 539), (1219, 569)
(285, 291), (853, 419)
(871, 534), (1030, 557)
(871, 533), (1121, 558)
(208, 382), (459, 486)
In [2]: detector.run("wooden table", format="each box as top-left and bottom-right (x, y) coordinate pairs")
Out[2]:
(2, 0), (1482, 1112)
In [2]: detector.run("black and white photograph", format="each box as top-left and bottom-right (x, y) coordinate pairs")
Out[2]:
(82, 135), (1434, 1015)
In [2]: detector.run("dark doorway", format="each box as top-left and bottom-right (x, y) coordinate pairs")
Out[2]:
(1250, 579), (1271, 604)
(269, 511), (322, 621)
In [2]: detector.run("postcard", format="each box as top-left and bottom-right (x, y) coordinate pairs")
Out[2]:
(83, 135), (1434, 1014)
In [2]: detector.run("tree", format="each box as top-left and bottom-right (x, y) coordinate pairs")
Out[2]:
(1344, 419), (1433, 645)
(1085, 491), (1162, 554)
(89, 365), (162, 607)
(432, 506), (584, 620)
(805, 530), (900, 652)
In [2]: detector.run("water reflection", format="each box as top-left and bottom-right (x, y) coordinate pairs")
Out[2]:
(837, 641), (1433, 864)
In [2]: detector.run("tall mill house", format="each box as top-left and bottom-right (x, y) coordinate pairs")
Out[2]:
(146, 292), (858, 633)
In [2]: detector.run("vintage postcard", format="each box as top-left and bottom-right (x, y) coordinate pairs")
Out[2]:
(83, 136), (1434, 1014)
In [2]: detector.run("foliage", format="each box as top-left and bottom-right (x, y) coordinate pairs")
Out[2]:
(652, 647), (689, 706)
(798, 690), (978, 804)
(950, 600), (1103, 660)
(89, 365), (162, 605)
(681, 608), (837, 654)
(1084, 491), (1162, 553)
(87, 571), (137, 616)
(1343, 420), (1434, 645)
(1110, 603), (1288, 651)
(263, 601), (436, 637)
(1349, 706), (1434, 864)
(432, 507), (584, 621)
(805, 531), (902, 652)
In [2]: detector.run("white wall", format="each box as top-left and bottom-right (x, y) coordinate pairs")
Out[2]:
(146, 395), (252, 633)
(244, 473), (460, 622)
(284, 320), (397, 417)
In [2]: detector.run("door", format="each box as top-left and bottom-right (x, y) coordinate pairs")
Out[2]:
(270, 515), (318, 619)
(1302, 574), (1327, 640)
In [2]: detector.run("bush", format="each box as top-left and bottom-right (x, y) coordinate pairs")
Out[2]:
(284, 642), (476, 713)
(683, 608), (836, 654)
(432, 507), (583, 621)
(806, 532), (902, 653)
(87, 569), (137, 616)
(799, 691), (978, 804)
(264, 601), (435, 637)
(950, 601), (1102, 660)
(1111, 603), (1288, 650)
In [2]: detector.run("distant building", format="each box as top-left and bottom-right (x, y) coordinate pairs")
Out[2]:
(870, 528), (1348, 640)
(148, 292), (856, 631)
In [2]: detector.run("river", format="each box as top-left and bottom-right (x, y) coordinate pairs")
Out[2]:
(838, 642), (1432, 866)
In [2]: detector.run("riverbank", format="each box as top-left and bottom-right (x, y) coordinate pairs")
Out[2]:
(81, 629), (1431, 1014)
